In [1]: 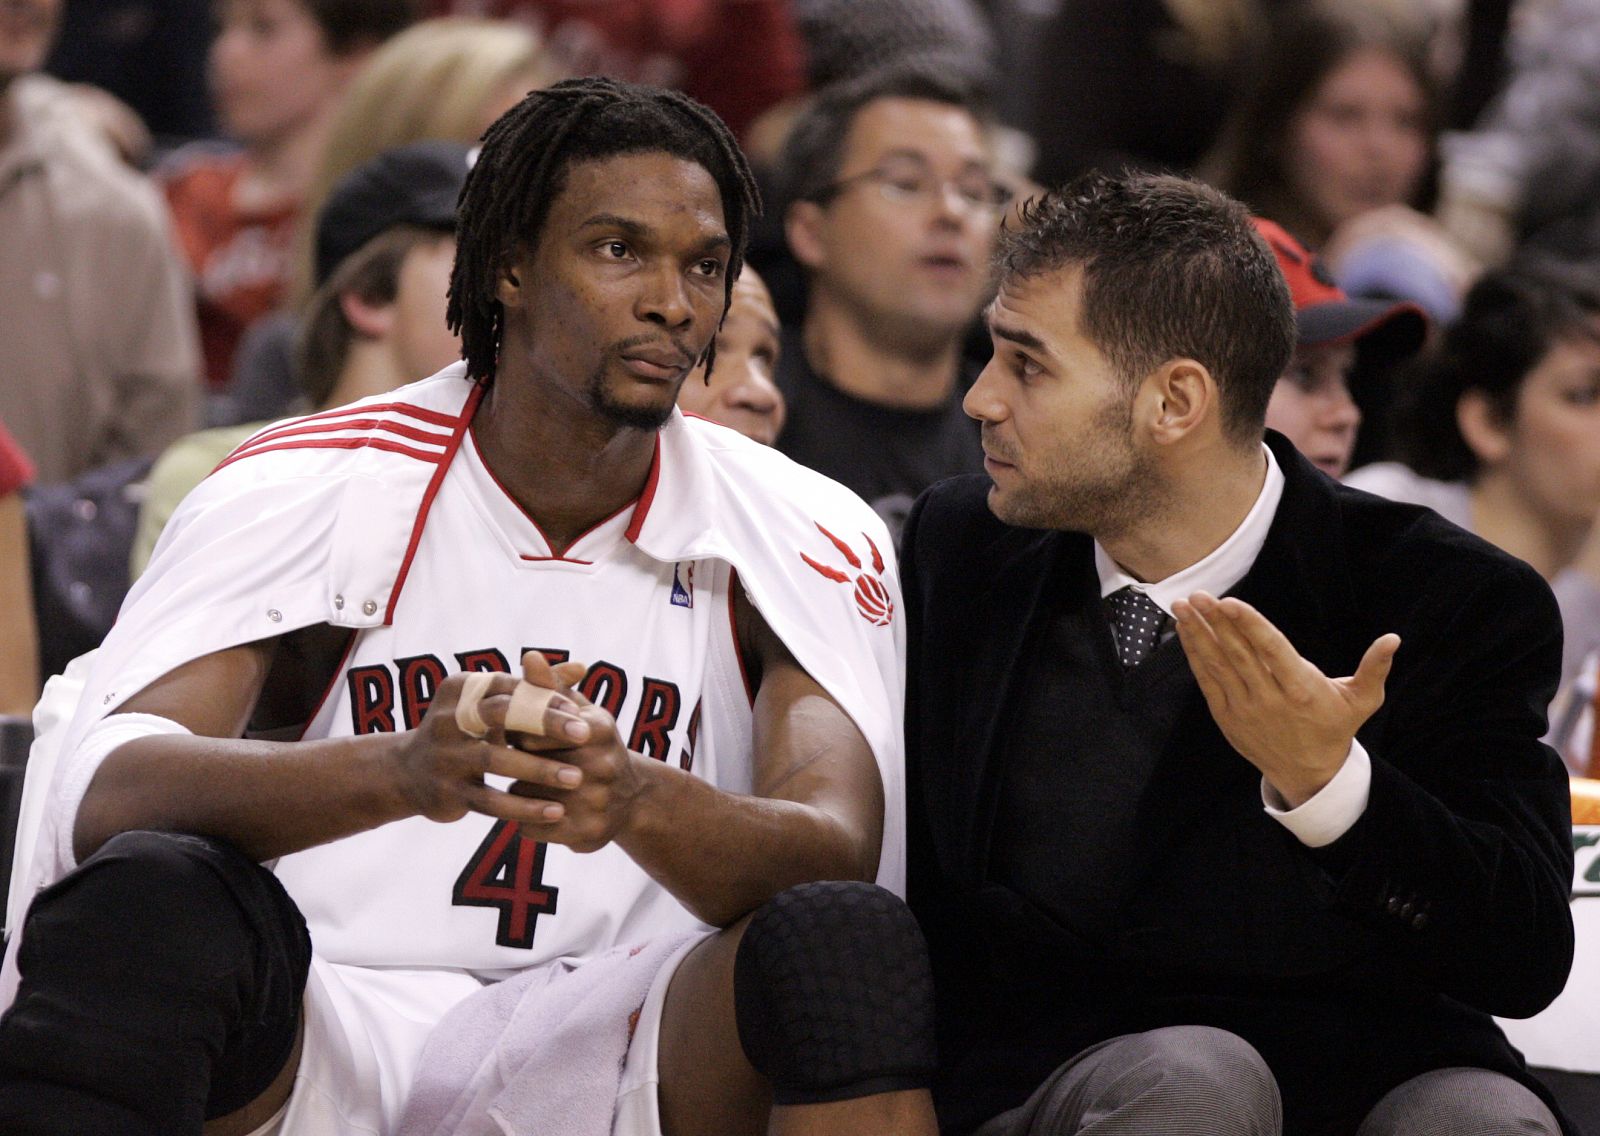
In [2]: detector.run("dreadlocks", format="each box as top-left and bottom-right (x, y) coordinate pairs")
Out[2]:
(449, 76), (761, 384)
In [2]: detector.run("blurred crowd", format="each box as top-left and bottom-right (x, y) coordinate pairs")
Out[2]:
(6, 0), (1600, 1114)
(5, 0), (1600, 781)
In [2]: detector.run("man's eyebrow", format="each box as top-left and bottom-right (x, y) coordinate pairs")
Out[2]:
(694, 233), (733, 254)
(989, 319), (1049, 354)
(579, 213), (649, 237)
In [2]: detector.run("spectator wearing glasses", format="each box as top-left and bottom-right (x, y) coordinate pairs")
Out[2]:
(774, 65), (1006, 543)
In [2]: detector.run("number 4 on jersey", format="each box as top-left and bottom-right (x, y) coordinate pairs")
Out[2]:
(452, 821), (559, 948)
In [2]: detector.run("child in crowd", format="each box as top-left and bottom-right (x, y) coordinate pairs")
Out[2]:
(161, 0), (414, 389)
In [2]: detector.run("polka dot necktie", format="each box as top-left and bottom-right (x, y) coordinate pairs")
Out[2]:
(1106, 586), (1168, 670)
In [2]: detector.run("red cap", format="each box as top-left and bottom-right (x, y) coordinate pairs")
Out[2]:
(1251, 216), (1428, 366)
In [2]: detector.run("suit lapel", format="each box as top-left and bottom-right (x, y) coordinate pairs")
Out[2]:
(942, 528), (1079, 882)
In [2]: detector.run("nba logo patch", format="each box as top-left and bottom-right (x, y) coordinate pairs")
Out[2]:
(670, 563), (694, 608)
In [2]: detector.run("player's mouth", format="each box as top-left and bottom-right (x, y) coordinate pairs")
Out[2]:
(620, 348), (695, 382)
(982, 446), (1017, 475)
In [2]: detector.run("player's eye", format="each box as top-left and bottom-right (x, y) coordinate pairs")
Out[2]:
(600, 240), (630, 259)
(693, 258), (725, 278)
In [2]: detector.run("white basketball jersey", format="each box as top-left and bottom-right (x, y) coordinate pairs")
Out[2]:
(273, 430), (754, 977)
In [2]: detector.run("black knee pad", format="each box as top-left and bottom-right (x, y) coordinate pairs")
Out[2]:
(0, 830), (310, 1128)
(733, 880), (936, 1105)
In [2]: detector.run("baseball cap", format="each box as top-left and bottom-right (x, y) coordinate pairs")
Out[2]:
(314, 140), (475, 287)
(1251, 216), (1428, 367)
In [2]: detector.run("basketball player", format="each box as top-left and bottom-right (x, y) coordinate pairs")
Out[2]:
(0, 80), (937, 1136)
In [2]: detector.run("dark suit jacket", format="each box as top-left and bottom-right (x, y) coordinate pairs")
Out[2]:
(903, 434), (1577, 1136)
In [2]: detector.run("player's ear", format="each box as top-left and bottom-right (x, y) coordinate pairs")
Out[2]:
(496, 251), (528, 309)
(785, 201), (827, 270)
(1144, 358), (1214, 445)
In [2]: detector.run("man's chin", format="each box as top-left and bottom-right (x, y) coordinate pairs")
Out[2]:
(595, 395), (675, 432)
(588, 374), (680, 432)
(985, 483), (1033, 527)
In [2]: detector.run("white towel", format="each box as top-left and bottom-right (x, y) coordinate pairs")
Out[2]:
(397, 931), (701, 1136)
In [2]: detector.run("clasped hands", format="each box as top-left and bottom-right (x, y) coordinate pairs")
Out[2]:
(1171, 592), (1400, 809)
(392, 651), (646, 851)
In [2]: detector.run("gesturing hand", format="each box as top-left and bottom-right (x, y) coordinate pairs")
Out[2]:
(1172, 591), (1400, 808)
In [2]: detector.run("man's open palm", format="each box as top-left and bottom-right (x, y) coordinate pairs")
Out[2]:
(1172, 591), (1400, 808)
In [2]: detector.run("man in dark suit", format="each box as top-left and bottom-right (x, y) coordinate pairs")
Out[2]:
(903, 171), (1576, 1136)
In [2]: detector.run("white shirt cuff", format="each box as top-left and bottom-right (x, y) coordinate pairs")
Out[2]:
(1260, 740), (1371, 848)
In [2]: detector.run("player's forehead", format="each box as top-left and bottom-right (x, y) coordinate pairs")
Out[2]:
(987, 267), (1088, 359)
(544, 151), (729, 252)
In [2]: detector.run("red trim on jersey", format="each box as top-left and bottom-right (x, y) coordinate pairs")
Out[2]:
(728, 566), (755, 706)
(294, 630), (359, 742)
(213, 437), (446, 472)
(276, 399), (460, 433)
(518, 555), (596, 565)
(467, 425), (560, 550)
(229, 416), (452, 461)
(624, 435), (663, 544)
(230, 399), (462, 454)
(384, 383), (487, 625)
(468, 425), (639, 559)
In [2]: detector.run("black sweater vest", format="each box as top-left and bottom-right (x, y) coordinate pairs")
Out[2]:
(990, 577), (1193, 955)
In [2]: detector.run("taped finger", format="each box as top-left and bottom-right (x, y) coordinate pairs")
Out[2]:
(455, 672), (495, 738)
(506, 682), (562, 737)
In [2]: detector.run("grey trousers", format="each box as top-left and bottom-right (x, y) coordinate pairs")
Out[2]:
(973, 1026), (1560, 1136)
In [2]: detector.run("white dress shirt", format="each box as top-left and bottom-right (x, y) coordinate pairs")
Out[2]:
(1093, 445), (1371, 848)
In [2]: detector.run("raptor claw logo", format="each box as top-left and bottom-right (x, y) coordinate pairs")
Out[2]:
(800, 522), (894, 626)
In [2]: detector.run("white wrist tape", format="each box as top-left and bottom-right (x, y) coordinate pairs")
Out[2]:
(55, 712), (194, 872)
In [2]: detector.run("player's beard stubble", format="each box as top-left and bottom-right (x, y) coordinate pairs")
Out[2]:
(585, 336), (701, 432)
(586, 366), (676, 431)
(986, 390), (1164, 538)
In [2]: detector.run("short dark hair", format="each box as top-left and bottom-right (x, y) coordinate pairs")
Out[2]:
(775, 63), (991, 210)
(1396, 265), (1600, 482)
(300, 0), (418, 54)
(449, 77), (761, 384)
(298, 226), (449, 407)
(996, 172), (1295, 443)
